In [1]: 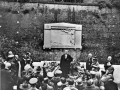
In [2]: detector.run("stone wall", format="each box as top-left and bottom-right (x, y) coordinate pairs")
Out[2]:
(0, 1), (120, 63)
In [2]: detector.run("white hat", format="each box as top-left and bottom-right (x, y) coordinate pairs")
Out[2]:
(47, 72), (54, 77)
(8, 51), (14, 58)
(13, 85), (17, 90)
(90, 71), (96, 75)
(8, 55), (14, 58)
(100, 86), (105, 90)
(57, 82), (62, 86)
(63, 87), (71, 90)
(15, 55), (18, 58)
(24, 64), (32, 71)
(55, 70), (62, 74)
(29, 78), (38, 84)
(76, 78), (82, 83)
(5, 62), (11, 69)
(44, 78), (48, 81)
(8, 51), (13, 55)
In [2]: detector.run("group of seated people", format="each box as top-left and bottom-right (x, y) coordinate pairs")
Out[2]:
(0, 51), (119, 90)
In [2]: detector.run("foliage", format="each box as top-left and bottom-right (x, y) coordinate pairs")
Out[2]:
(0, 2), (120, 64)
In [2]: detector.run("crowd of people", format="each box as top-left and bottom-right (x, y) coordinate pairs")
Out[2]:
(0, 50), (119, 90)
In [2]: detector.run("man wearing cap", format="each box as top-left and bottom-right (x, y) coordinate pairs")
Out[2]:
(86, 53), (93, 71)
(46, 72), (55, 89)
(29, 78), (38, 90)
(52, 70), (62, 90)
(60, 49), (73, 78)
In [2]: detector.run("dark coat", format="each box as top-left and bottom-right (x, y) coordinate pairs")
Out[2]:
(1, 69), (14, 90)
(104, 61), (113, 70)
(86, 58), (93, 71)
(104, 81), (118, 90)
(60, 54), (73, 77)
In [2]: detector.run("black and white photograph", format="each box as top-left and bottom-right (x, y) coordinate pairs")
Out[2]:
(0, 0), (120, 90)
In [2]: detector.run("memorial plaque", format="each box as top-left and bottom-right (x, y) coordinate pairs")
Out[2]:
(43, 23), (82, 49)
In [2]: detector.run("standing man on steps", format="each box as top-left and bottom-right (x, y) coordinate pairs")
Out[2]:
(86, 53), (93, 71)
(60, 49), (73, 78)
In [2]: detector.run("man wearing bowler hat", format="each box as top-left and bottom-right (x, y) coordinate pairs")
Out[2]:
(60, 49), (73, 78)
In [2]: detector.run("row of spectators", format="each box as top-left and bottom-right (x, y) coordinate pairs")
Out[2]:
(0, 51), (119, 90)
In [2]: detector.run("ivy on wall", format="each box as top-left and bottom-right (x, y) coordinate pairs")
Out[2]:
(0, 2), (120, 64)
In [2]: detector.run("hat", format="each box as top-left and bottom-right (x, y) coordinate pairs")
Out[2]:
(8, 51), (14, 58)
(76, 78), (82, 84)
(90, 71), (96, 75)
(100, 86), (105, 90)
(13, 85), (17, 90)
(15, 55), (18, 58)
(29, 78), (38, 84)
(57, 82), (62, 86)
(24, 64), (32, 71)
(19, 83), (30, 90)
(47, 72), (54, 77)
(8, 55), (14, 58)
(55, 70), (62, 74)
(63, 87), (71, 90)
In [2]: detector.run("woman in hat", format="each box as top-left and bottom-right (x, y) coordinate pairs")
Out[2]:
(29, 78), (38, 90)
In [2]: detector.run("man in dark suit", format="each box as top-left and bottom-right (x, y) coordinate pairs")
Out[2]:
(0, 63), (14, 90)
(60, 49), (73, 78)
(86, 53), (93, 71)
(104, 75), (118, 90)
